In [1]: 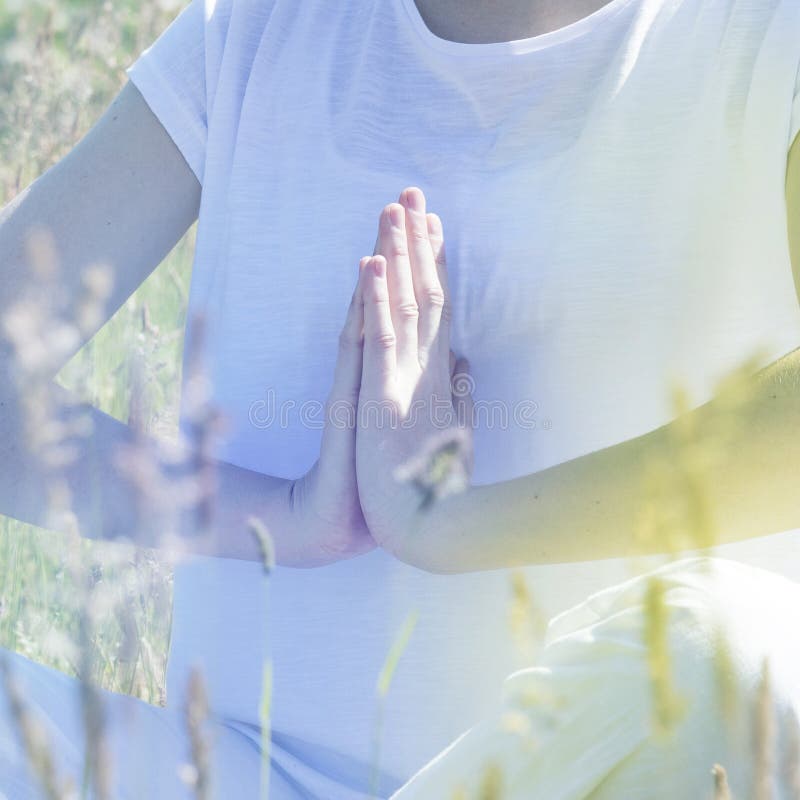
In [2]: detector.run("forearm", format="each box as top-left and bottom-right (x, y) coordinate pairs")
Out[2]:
(406, 348), (800, 573)
(0, 376), (302, 564)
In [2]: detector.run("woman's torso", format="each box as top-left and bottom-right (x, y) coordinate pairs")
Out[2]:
(164, 0), (800, 792)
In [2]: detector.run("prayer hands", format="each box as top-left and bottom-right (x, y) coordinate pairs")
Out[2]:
(355, 188), (474, 564)
(293, 187), (473, 568)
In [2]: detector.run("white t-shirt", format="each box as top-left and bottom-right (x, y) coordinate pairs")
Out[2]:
(126, 0), (800, 795)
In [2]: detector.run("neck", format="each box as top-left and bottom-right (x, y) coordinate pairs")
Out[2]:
(410, 0), (611, 44)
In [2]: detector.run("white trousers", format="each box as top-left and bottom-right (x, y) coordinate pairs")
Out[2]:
(0, 556), (798, 798)
(391, 556), (800, 799)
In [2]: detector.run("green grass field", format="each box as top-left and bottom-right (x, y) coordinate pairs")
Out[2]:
(1, 0), (194, 705)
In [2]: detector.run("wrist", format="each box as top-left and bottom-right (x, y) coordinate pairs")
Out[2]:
(393, 484), (479, 574)
(286, 463), (371, 566)
(279, 471), (331, 566)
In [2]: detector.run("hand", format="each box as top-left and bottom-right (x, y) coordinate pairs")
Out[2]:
(288, 258), (376, 566)
(356, 187), (474, 566)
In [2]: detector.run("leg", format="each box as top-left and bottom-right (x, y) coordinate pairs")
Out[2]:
(0, 646), (202, 798)
(0, 646), (267, 798)
(390, 556), (800, 799)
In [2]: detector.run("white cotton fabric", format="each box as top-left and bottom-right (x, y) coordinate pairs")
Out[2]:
(117, 0), (800, 795)
(0, 647), (264, 799)
(390, 556), (800, 799)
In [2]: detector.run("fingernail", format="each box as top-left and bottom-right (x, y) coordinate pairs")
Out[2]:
(404, 188), (425, 212)
(371, 257), (386, 278)
(389, 205), (405, 229)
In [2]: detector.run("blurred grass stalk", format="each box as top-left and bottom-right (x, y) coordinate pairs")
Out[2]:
(0, 0), (195, 703)
(0, 220), (278, 797)
(0, 1), (245, 795)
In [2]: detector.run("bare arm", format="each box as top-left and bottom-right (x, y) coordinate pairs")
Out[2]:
(0, 81), (201, 359)
(402, 347), (800, 573)
(0, 81), (367, 567)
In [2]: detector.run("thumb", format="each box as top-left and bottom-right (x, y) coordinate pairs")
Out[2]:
(325, 259), (367, 432)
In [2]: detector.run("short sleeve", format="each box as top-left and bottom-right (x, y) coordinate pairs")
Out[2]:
(125, 0), (212, 185)
(791, 77), (800, 152)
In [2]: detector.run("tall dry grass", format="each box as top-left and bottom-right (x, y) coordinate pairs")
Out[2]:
(1, 0), (193, 705)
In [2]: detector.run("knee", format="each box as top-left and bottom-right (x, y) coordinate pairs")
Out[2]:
(533, 556), (800, 797)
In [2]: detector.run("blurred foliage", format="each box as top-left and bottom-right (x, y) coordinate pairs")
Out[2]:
(0, 0), (193, 704)
(0, 0), (185, 199)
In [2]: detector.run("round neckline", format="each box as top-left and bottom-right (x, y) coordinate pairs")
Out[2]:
(398, 0), (637, 57)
